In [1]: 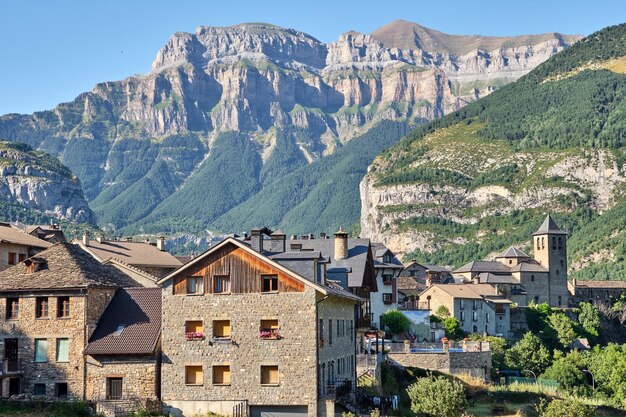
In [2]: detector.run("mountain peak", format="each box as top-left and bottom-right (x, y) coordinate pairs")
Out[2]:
(370, 20), (583, 56)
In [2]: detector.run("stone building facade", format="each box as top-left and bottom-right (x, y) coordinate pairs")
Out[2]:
(159, 238), (359, 417)
(419, 284), (511, 338)
(568, 279), (626, 305)
(0, 244), (138, 399)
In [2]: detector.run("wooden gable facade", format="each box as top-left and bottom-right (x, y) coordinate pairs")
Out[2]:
(172, 241), (305, 295)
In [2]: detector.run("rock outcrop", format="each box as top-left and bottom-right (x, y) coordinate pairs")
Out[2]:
(0, 142), (95, 223)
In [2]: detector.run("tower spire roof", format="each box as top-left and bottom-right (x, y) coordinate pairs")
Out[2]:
(532, 214), (568, 236)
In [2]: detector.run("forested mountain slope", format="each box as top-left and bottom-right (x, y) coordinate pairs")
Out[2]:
(361, 23), (626, 280)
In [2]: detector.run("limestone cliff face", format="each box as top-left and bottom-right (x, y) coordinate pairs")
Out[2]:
(0, 142), (94, 223)
(0, 21), (580, 231)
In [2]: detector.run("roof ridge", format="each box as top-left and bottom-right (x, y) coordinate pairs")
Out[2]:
(107, 257), (160, 281)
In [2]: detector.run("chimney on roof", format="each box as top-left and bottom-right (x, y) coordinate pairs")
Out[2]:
(290, 235), (297, 240)
(124, 237), (133, 242)
(96, 234), (104, 244)
(309, 233), (315, 240)
(301, 235), (309, 240)
(250, 228), (264, 253)
(320, 232), (326, 239)
(82, 232), (90, 246)
(52, 223), (59, 230)
(270, 231), (286, 253)
(157, 236), (165, 251)
(334, 228), (348, 260)
(24, 259), (45, 274)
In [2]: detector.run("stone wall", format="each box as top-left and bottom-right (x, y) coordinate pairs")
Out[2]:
(388, 350), (492, 380)
(86, 354), (160, 417)
(0, 288), (116, 399)
(317, 295), (357, 397)
(161, 282), (320, 417)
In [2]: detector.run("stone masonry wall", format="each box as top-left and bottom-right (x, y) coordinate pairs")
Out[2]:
(0, 288), (116, 399)
(388, 350), (492, 380)
(161, 283), (320, 417)
(317, 295), (357, 396)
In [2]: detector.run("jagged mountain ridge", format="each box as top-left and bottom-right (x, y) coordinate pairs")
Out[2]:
(0, 21), (580, 234)
(359, 23), (626, 280)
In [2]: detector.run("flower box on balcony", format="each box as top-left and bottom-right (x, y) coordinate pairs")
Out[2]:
(185, 332), (205, 341)
(259, 329), (281, 340)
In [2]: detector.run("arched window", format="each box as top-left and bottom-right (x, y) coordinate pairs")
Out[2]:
(558, 237), (562, 250)
(552, 237), (556, 250)
(541, 237), (545, 249)
(537, 238), (540, 250)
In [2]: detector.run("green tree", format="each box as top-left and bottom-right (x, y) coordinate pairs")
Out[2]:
(542, 356), (584, 393)
(536, 398), (596, 417)
(548, 312), (579, 348)
(578, 302), (601, 341)
(435, 305), (451, 319)
(505, 332), (551, 375)
(443, 317), (464, 339)
(380, 310), (411, 336)
(587, 343), (626, 406)
(407, 375), (467, 417)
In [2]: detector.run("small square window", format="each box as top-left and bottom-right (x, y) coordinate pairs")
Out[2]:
(6, 297), (19, 320)
(185, 321), (204, 340)
(56, 338), (69, 362)
(33, 383), (46, 396)
(260, 319), (279, 339)
(36, 297), (48, 319)
(57, 297), (70, 318)
(55, 383), (67, 399)
(213, 275), (230, 293)
(261, 365), (279, 385)
(8, 252), (16, 265)
(213, 365), (230, 385)
(262, 275), (278, 293)
(185, 365), (203, 385)
(35, 339), (48, 363)
(186, 276), (204, 294)
(106, 377), (123, 400)
(213, 320), (231, 339)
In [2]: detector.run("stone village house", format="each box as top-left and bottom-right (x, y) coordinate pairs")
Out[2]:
(158, 236), (361, 417)
(0, 243), (139, 399)
(0, 222), (51, 272)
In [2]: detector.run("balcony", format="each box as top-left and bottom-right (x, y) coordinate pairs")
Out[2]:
(1, 358), (23, 375)
(356, 316), (372, 329)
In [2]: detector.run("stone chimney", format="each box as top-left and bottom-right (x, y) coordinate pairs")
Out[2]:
(334, 228), (349, 260)
(157, 236), (166, 251)
(320, 232), (327, 239)
(250, 228), (264, 253)
(270, 231), (286, 253)
(96, 234), (104, 244)
(82, 232), (90, 246)
(309, 233), (315, 240)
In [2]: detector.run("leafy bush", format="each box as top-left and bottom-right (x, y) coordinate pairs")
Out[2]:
(407, 375), (468, 417)
(443, 317), (464, 339)
(506, 332), (551, 375)
(536, 398), (596, 417)
(381, 310), (411, 336)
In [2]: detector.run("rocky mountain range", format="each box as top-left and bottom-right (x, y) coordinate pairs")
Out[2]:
(360, 23), (626, 279)
(0, 20), (580, 235)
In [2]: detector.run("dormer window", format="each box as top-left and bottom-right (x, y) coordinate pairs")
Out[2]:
(383, 254), (392, 263)
(290, 244), (302, 251)
(113, 324), (126, 336)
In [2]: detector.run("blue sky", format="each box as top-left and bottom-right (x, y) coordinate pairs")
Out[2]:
(1, 0), (625, 115)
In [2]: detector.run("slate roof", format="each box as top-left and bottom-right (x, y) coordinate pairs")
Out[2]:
(371, 242), (404, 269)
(454, 261), (511, 274)
(285, 238), (373, 288)
(476, 272), (519, 284)
(495, 246), (531, 259)
(509, 261), (548, 273)
(423, 284), (510, 302)
(75, 239), (182, 268)
(0, 223), (52, 249)
(573, 280), (626, 289)
(397, 275), (420, 291)
(84, 288), (161, 355)
(533, 214), (568, 236)
(0, 243), (140, 291)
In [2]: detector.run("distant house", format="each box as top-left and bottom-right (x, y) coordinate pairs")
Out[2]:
(0, 222), (51, 271)
(158, 237), (360, 417)
(569, 279), (626, 305)
(419, 284), (511, 338)
(23, 224), (66, 244)
(0, 243), (139, 399)
(74, 234), (182, 278)
(84, 288), (162, 417)
(452, 215), (570, 308)
(370, 243), (404, 329)
(398, 262), (453, 309)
